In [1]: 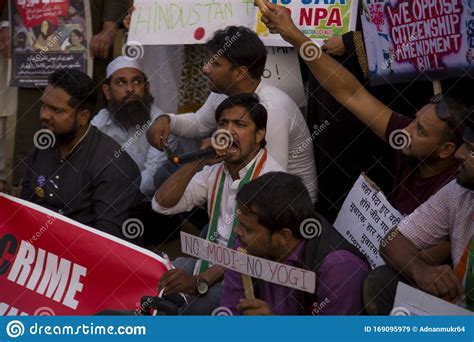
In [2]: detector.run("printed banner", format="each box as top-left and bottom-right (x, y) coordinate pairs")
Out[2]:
(128, 0), (359, 46)
(10, 0), (93, 88)
(334, 174), (403, 269)
(181, 232), (316, 293)
(256, 0), (359, 47)
(0, 194), (169, 316)
(361, 0), (474, 85)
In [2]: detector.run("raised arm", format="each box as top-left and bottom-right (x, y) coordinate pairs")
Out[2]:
(260, 2), (392, 140)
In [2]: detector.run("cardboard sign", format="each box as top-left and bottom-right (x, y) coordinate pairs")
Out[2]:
(263, 46), (306, 107)
(128, 0), (253, 45)
(0, 194), (169, 316)
(180, 232), (316, 293)
(334, 174), (403, 269)
(392, 282), (473, 316)
(129, 0), (359, 46)
(361, 0), (474, 85)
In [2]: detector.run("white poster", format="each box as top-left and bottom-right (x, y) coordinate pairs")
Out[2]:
(334, 174), (403, 269)
(264, 46), (306, 107)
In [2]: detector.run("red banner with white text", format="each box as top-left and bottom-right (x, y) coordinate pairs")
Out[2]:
(0, 194), (168, 316)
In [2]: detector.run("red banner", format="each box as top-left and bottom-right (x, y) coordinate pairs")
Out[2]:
(15, 0), (70, 28)
(0, 194), (168, 316)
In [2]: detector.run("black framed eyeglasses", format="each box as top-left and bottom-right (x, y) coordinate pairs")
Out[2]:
(430, 94), (451, 120)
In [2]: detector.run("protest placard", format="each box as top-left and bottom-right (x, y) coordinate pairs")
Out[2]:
(361, 0), (474, 85)
(10, 0), (93, 88)
(392, 282), (473, 316)
(0, 194), (168, 316)
(180, 232), (316, 293)
(334, 173), (403, 269)
(263, 46), (306, 106)
(128, 0), (359, 46)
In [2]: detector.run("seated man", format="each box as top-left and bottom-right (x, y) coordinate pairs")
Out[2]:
(221, 172), (370, 315)
(92, 56), (197, 198)
(153, 93), (284, 314)
(366, 107), (474, 314)
(147, 25), (318, 204)
(20, 69), (142, 240)
(259, 2), (468, 215)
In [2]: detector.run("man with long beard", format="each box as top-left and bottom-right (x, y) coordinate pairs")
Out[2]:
(92, 56), (180, 197)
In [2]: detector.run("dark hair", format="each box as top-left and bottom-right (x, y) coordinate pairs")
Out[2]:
(70, 29), (84, 42)
(48, 69), (97, 121)
(236, 172), (315, 239)
(433, 96), (469, 148)
(215, 93), (267, 148)
(206, 26), (267, 79)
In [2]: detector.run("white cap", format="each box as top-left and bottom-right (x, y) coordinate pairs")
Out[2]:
(106, 56), (145, 78)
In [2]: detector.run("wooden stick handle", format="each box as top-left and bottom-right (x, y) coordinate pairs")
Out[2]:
(433, 80), (442, 95)
(238, 248), (255, 300)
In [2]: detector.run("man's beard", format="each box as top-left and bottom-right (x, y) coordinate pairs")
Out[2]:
(456, 166), (474, 190)
(108, 92), (154, 130)
(56, 119), (78, 146)
(401, 151), (438, 169)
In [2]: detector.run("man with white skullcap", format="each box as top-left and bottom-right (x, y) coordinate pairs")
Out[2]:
(92, 56), (174, 197)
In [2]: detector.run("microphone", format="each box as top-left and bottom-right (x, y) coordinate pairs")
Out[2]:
(170, 147), (216, 165)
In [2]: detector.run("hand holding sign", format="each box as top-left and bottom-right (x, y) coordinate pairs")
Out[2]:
(254, 0), (269, 13)
(158, 268), (198, 296)
(259, 2), (300, 44)
(237, 298), (273, 315)
(413, 264), (464, 303)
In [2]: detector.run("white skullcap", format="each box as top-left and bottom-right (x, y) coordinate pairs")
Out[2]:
(106, 56), (145, 78)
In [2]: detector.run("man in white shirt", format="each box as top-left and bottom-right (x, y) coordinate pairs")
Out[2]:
(153, 93), (284, 314)
(92, 56), (189, 197)
(147, 26), (318, 203)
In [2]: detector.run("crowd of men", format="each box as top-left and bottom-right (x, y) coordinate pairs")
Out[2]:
(1, 1), (473, 316)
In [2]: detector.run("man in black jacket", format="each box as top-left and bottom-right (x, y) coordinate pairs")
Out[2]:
(20, 69), (142, 240)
